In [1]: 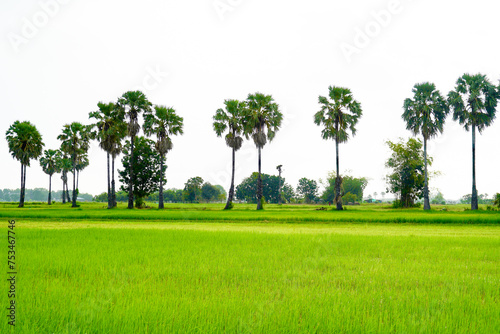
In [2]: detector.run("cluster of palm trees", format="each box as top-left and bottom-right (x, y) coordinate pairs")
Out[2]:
(5, 72), (499, 211)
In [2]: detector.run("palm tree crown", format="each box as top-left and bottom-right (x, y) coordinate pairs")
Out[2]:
(6, 120), (44, 166)
(144, 105), (184, 155)
(213, 99), (246, 150)
(245, 93), (283, 148)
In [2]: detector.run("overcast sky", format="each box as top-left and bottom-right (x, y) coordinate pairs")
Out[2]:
(1, 0), (499, 201)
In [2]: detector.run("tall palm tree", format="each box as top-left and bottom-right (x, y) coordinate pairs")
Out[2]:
(75, 153), (89, 190)
(245, 93), (283, 210)
(89, 102), (126, 209)
(117, 91), (152, 209)
(314, 86), (362, 210)
(5, 121), (44, 207)
(57, 151), (72, 203)
(39, 149), (59, 205)
(144, 105), (184, 209)
(213, 99), (246, 210)
(57, 122), (90, 207)
(448, 73), (499, 210)
(403, 82), (449, 210)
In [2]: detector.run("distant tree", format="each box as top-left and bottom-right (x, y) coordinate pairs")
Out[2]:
(5, 121), (44, 207)
(385, 138), (429, 208)
(321, 171), (367, 204)
(57, 151), (72, 203)
(276, 165), (283, 204)
(163, 189), (184, 203)
(117, 91), (153, 209)
(201, 182), (224, 203)
(448, 73), (499, 210)
(235, 173), (289, 204)
(93, 192), (108, 202)
(431, 191), (446, 205)
(244, 93), (283, 210)
(296, 178), (318, 203)
(144, 105), (184, 209)
(213, 99), (246, 210)
(213, 185), (227, 202)
(493, 193), (500, 208)
(183, 177), (204, 203)
(58, 122), (90, 207)
(39, 149), (59, 205)
(89, 101), (126, 209)
(403, 82), (449, 210)
(281, 184), (295, 203)
(118, 136), (165, 208)
(314, 86), (362, 210)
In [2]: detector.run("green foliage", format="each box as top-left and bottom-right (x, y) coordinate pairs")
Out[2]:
(5, 120), (44, 166)
(460, 193), (492, 205)
(493, 193), (500, 208)
(342, 192), (358, 203)
(183, 177), (204, 203)
(201, 182), (226, 203)
(385, 138), (428, 208)
(314, 86), (363, 144)
(431, 191), (446, 205)
(235, 173), (292, 204)
(321, 172), (367, 203)
(119, 136), (166, 207)
(213, 99), (246, 150)
(296, 178), (318, 203)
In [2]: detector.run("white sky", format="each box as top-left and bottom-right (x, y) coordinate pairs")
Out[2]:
(1, 0), (499, 200)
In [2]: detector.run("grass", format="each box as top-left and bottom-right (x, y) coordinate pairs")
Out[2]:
(1, 203), (499, 333)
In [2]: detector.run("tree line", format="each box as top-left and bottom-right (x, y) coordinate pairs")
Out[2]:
(5, 73), (500, 210)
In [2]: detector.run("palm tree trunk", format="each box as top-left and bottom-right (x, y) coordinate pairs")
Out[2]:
(76, 170), (79, 191)
(107, 152), (111, 209)
(159, 154), (164, 209)
(128, 135), (135, 209)
(335, 138), (343, 210)
(65, 175), (70, 203)
(423, 137), (430, 210)
(48, 174), (52, 205)
(277, 169), (282, 205)
(72, 164), (77, 207)
(112, 155), (116, 207)
(471, 124), (478, 210)
(224, 147), (236, 210)
(61, 172), (66, 204)
(257, 146), (263, 210)
(19, 163), (24, 208)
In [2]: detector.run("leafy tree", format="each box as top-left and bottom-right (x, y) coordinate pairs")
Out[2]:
(448, 73), (499, 210)
(321, 171), (367, 204)
(235, 173), (290, 204)
(244, 93), (283, 210)
(144, 105), (184, 209)
(39, 149), (59, 205)
(200, 182), (226, 203)
(213, 99), (246, 210)
(57, 122), (90, 207)
(5, 121), (44, 207)
(296, 178), (318, 203)
(403, 82), (449, 210)
(281, 184), (295, 203)
(385, 138), (429, 208)
(314, 86), (362, 210)
(183, 177), (204, 203)
(431, 191), (446, 205)
(89, 101), (127, 209)
(118, 136), (166, 208)
(163, 189), (184, 203)
(493, 193), (500, 208)
(117, 91), (153, 209)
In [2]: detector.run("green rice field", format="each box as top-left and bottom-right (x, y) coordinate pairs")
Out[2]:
(1, 203), (499, 333)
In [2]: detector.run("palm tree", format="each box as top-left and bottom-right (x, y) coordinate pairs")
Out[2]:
(245, 93), (283, 210)
(57, 122), (90, 207)
(89, 102), (126, 209)
(57, 151), (72, 203)
(213, 99), (246, 210)
(39, 149), (59, 205)
(314, 86), (362, 210)
(448, 73), (499, 210)
(143, 105), (184, 209)
(5, 121), (44, 208)
(117, 91), (152, 209)
(75, 153), (89, 190)
(276, 164), (283, 205)
(403, 82), (449, 210)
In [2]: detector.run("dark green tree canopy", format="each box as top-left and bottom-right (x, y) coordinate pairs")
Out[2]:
(39, 149), (59, 176)
(385, 138), (430, 208)
(6, 120), (44, 166)
(314, 86), (362, 143)
(89, 101), (127, 156)
(183, 177), (204, 203)
(213, 99), (246, 150)
(119, 136), (166, 206)
(403, 82), (449, 140)
(245, 93), (283, 148)
(448, 73), (498, 133)
(296, 178), (319, 203)
(143, 105), (184, 155)
(117, 91), (153, 138)
(235, 173), (291, 204)
(321, 172), (368, 203)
